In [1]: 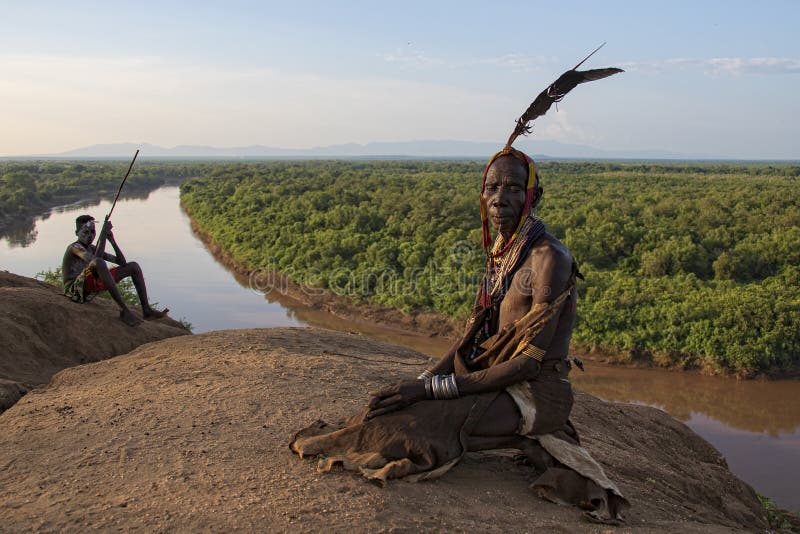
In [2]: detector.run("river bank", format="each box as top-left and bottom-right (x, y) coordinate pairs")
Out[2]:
(182, 201), (796, 380)
(183, 202), (461, 339)
(178, 160), (800, 378)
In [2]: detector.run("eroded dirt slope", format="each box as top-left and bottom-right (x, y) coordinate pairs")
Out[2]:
(0, 328), (767, 532)
(0, 270), (189, 411)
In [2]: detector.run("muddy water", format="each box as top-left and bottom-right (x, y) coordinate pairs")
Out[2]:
(2, 185), (798, 512)
(1, 187), (303, 333)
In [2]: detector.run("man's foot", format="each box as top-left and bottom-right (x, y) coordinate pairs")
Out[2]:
(143, 307), (169, 320)
(119, 308), (142, 327)
(516, 437), (554, 474)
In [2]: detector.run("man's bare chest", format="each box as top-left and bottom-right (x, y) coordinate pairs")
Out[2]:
(497, 266), (535, 328)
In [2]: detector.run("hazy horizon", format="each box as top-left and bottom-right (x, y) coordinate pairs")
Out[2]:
(8, 139), (800, 162)
(2, 1), (799, 159)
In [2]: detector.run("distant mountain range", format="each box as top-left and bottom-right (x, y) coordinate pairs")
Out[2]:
(26, 140), (720, 160)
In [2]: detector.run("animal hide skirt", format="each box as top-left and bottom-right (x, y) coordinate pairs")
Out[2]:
(290, 372), (628, 522)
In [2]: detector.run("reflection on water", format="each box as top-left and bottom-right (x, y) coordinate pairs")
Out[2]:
(0, 187), (167, 249)
(572, 363), (800, 436)
(685, 413), (799, 514)
(2, 221), (38, 248)
(0, 186), (303, 333)
(569, 362), (800, 512)
(2, 184), (798, 512)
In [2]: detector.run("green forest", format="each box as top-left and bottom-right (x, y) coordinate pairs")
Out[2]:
(181, 160), (800, 376)
(0, 160), (208, 232)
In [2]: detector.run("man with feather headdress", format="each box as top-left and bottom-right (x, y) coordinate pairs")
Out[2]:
(291, 47), (627, 523)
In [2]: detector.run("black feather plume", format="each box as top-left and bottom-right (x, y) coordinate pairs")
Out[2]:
(504, 44), (623, 150)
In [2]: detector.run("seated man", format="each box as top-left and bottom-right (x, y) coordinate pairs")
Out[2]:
(61, 214), (167, 327)
(291, 149), (628, 523)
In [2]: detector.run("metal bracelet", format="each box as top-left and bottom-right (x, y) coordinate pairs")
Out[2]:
(417, 369), (434, 381)
(447, 373), (460, 399)
(431, 375), (443, 400)
(432, 373), (459, 400)
(424, 377), (433, 399)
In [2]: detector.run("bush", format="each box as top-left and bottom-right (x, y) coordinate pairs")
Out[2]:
(180, 160), (800, 375)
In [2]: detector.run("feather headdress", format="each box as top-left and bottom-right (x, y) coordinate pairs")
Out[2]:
(480, 43), (623, 254)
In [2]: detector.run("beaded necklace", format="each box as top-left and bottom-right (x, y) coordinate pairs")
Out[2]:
(480, 214), (546, 309)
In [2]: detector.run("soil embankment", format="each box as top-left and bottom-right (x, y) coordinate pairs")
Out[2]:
(184, 209), (461, 338)
(183, 206), (797, 379)
(0, 327), (768, 532)
(0, 270), (189, 411)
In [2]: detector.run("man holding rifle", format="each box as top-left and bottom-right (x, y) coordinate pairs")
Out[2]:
(61, 215), (168, 326)
(60, 150), (167, 326)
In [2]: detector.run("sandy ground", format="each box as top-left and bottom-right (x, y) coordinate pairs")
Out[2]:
(0, 270), (189, 411)
(0, 327), (768, 532)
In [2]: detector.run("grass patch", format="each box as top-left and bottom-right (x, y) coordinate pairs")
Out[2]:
(759, 494), (800, 532)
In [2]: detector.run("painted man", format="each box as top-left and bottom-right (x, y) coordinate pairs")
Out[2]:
(62, 214), (168, 326)
(291, 148), (627, 523)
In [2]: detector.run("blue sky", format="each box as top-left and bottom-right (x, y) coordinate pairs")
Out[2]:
(1, 0), (798, 158)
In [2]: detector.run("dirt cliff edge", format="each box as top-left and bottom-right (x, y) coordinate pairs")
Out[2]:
(0, 270), (189, 411)
(0, 327), (768, 532)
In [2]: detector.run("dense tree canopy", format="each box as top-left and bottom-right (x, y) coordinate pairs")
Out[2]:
(4, 159), (796, 376)
(0, 160), (207, 229)
(180, 160), (800, 376)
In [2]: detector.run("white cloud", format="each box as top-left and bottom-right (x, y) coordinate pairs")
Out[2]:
(381, 48), (445, 67)
(621, 57), (800, 77)
(703, 57), (800, 76)
(538, 108), (602, 146)
(472, 54), (554, 72)
(380, 50), (555, 73)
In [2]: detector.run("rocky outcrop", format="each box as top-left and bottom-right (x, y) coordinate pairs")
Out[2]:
(0, 271), (189, 411)
(0, 327), (767, 532)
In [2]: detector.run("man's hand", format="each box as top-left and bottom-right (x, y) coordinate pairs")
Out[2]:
(103, 221), (115, 241)
(103, 221), (128, 265)
(365, 380), (427, 420)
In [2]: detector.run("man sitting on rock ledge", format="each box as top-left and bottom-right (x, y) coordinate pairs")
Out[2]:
(61, 214), (167, 327)
(292, 54), (627, 522)
(291, 148), (628, 523)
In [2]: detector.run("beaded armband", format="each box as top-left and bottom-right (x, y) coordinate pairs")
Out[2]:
(519, 344), (547, 362)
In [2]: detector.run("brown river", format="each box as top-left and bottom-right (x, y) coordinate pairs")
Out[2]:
(2, 186), (798, 512)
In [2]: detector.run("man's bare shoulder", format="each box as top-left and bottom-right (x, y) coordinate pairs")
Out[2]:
(528, 232), (573, 269)
(66, 241), (94, 259)
(525, 233), (573, 302)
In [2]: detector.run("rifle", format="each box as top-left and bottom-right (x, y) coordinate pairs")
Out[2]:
(96, 149), (139, 255)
